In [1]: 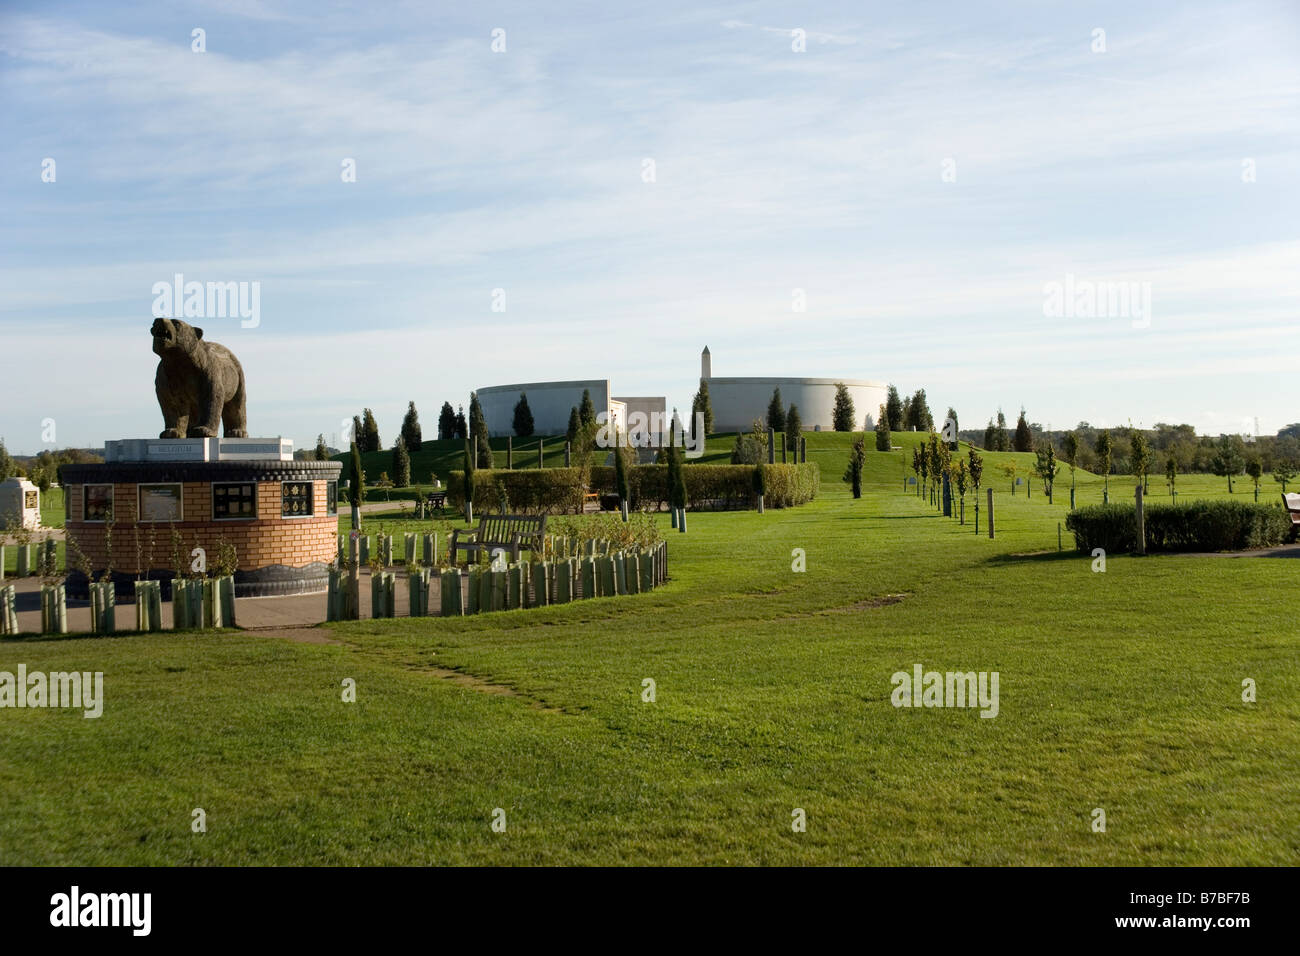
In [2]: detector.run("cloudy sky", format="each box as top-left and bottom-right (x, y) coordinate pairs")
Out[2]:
(2, 0), (1297, 454)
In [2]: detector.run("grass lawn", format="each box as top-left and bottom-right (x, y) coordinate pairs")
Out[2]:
(1, 432), (1297, 865)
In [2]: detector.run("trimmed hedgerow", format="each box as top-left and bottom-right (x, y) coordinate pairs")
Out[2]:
(448, 468), (585, 514)
(1065, 500), (1292, 554)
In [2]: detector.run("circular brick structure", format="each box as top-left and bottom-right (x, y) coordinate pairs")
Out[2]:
(60, 459), (342, 598)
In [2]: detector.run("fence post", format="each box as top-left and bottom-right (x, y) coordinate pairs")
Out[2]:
(531, 561), (549, 605)
(987, 488), (995, 539)
(538, 439), (544, 469)
(555, 561), (572, 603)
(441, 568), (463, 616)
(507, 436), (513, 470)
(767, 427), (775, 465)
(0, 585), (16, 634)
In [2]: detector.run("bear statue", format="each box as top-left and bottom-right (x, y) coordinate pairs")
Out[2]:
(151, 317), (248, 439)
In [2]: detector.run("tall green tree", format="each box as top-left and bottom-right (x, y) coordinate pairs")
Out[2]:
(361, 408), (380, 453)
(669, 446), (687, 512)
(832, 383), (855, 432)
(874, 404), (891, 451)
(314, 434), (329, 461)
(982, 419), (996, 450)
(1165, 454), (1178, 498)
(391, 437), (411, 488)
(352, 415), (364, 450)
(691, 381), (714, 438)
(469, 392), (491, 468)
(566, 406), (581, 446)
(454, 406), (467, 440)
(438, 401), (457, 440)
(348, 441), (365, 529)
(843, 434), (865, 498)
(766, 388), (785, 432)
(995, 409), (1009, 451)
(400, 401), (422, 451)
(785, 404), (802, 452)
(885, 385), (904, 431)
(512, 393), (535, 437)
(579, 389), (597, 428)
(1013, 407), (1033, 453)
(905, 389), (934, 432)
(462, 439), (476, 521)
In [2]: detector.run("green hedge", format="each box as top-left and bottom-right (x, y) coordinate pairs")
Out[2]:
(447, 463), (821, 513)
(1064, 500), (1293, 554)
(447, 468), (585, 514)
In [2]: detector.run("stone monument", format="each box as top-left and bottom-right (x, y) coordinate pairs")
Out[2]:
(0, 477), (41, 530)
(60, 319), (341, 598)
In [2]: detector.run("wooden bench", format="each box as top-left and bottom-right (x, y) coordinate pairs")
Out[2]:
(425, 491), (447, 510)
(450, 512), (547, 564)
(1283, 493), (1300, 541)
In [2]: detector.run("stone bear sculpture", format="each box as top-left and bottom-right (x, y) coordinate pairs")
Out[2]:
(152, 317), (248, 439)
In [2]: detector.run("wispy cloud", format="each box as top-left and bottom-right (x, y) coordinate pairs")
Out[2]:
(1, 0), (1297, 452)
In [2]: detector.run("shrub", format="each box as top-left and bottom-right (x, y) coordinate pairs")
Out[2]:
(448, 467), (585, 514)
(1065, 500), (1292, 554)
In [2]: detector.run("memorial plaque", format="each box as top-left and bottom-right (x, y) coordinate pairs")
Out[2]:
(213, 482), (257, 519)
(138, 484), (183, 522)
(282, 481), (314, 516)
(24, 490), (38, 510)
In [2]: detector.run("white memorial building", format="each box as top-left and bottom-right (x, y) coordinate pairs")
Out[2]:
(476, 346), (887, 440)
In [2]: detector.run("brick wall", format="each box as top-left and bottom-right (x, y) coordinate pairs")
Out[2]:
(64, 479), (339, 574)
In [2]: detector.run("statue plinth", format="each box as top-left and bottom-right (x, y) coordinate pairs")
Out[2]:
(104, 437), (294, 463)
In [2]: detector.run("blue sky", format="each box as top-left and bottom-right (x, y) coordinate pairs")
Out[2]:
(1, 0), (1297, 454)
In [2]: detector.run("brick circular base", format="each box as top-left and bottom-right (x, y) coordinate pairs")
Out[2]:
(60, 459), (342, 598)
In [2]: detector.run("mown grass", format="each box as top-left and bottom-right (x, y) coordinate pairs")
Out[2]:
(1, 432), (1296, 865)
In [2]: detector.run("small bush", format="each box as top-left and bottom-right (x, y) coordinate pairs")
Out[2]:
(1065, 500), (1292, 554)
